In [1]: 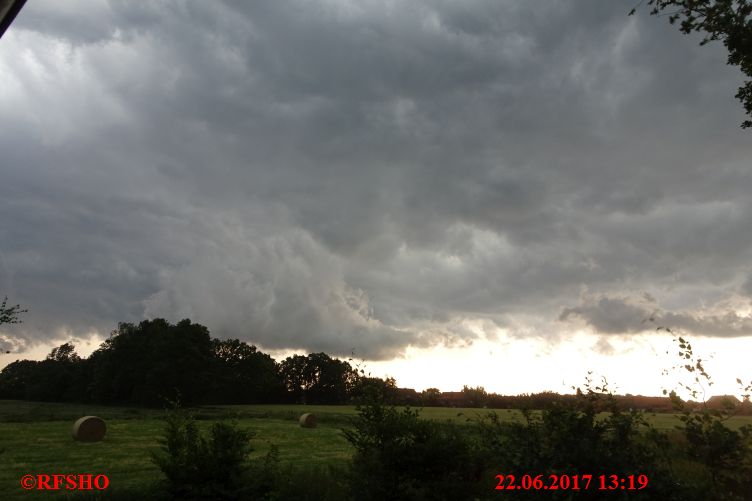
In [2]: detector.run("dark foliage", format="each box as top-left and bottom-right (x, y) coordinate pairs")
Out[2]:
(209, 338), (285, 404)
(0, 359), (37, 399)
(350, 375), (398, 404)
(478, 375), (682, 500)
(0, 344), (83, 401)
(343, 398), (486, 501)
(279, 352), (358, 404)
(86, 319), (215, 406)
(151, 403), (255, 499)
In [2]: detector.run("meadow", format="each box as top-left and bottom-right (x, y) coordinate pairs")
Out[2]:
(2, 400), (751, 499)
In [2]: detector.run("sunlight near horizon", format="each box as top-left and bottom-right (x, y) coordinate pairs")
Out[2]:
(367, 333), (751, 400)
(6, 329), (748, 402)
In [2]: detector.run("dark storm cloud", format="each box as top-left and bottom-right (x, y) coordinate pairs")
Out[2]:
(1, 0), (751, 360)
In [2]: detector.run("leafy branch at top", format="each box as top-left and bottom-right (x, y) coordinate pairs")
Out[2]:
(631, 0), (752, 129)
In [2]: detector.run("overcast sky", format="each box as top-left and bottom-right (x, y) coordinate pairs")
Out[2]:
(1, 1), (751, 389)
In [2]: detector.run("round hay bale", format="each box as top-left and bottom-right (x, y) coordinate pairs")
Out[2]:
(298, 413), (317, 428)
(72, 416), (106, 442)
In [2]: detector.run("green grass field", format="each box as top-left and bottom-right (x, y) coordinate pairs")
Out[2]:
(0, 401), (354, 499)
(1, 400), (751, 499)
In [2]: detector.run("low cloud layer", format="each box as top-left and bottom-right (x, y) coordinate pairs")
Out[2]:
(1, 0), (751, 359)
(560, 293), (752, 338)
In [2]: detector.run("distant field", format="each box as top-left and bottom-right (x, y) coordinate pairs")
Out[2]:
(1, 400), (751, 499)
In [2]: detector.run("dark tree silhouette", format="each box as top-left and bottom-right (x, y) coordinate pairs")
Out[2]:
(86, 319), (215, 406)
(351, 375), (398, 404)
(0, 317), (393, 407)
(279, 352), (358, 404)
(46, 342), (80, 363)
(209, 338), (285, 403)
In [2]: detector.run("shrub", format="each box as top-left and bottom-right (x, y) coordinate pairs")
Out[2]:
(478, 374), (682, 500)
(151, 403), (254, 499)
(661, 331), (752, 500)
(343, 398), (485, 501)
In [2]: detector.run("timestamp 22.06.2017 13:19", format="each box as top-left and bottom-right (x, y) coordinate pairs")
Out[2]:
(494, 474), (649, 491)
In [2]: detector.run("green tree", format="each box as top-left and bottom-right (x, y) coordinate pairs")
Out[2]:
(631, 0), (752, 128)
(308, 352), (358, 404)
(420, 387), (441, 406)
(278, 354), (309, 403)
(279, 352), (358, 404)
(0, 343), (84, 401)
(352, 375), (398, 404)
(210, 338), (285, 403)
(461, 385), (488, 408)
(46, 342), (80, 363)
(87, 319), (214, 406)
(0, 359), (38, 399)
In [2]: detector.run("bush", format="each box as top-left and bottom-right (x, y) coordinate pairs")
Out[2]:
(151, 404), (254, 499)
(661, 332), (752, 500)
(343, 399), (485, 501)
(478, 374), (682, 500)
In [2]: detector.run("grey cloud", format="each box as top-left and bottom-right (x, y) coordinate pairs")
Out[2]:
(560, 295), (659, 334)
(13, 0), (118, 45)
(1, 0), (752, 359)
(741, 272), (752, 298)
(561, 294), (752, 338)
(142, 223), (414, 359)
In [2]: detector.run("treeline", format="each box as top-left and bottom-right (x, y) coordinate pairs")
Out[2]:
(0, 318), (395, 407)
(400, 387), (752, 414)
(1, 317), (750, 415)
